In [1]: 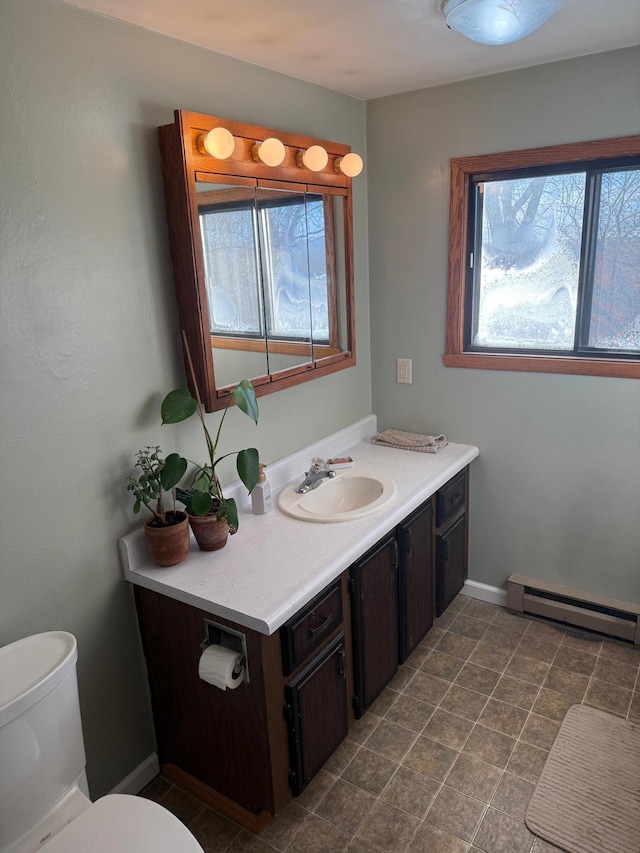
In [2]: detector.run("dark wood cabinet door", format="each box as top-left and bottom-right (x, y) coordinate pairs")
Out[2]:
(399, 499), (434, 662)
(436, 512), (467, 615)
(285, 633), (348, 796)
(350, 532), (398, 717)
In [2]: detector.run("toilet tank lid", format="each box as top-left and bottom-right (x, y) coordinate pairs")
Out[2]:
(41, 794), (204, 852)
(0, 631), (78, 727)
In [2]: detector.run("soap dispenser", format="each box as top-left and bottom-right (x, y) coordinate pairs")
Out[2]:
(251, 463), (271, 515)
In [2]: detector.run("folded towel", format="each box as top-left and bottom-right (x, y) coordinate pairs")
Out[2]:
(371, 429), (448, 453)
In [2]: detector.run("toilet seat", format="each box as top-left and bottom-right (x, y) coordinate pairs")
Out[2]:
(41, 794), (204, 852)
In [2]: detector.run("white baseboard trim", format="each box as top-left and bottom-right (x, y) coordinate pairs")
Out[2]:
(461, 580), (507, 608)
(110, 753), (160, 796)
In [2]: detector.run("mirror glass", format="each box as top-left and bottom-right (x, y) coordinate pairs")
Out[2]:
(195, 177), (348, 392)
(253, 185), (313, 379)
(196, 180), (269, 387)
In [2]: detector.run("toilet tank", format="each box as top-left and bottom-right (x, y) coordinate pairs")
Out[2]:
(0, 632), (87, 851)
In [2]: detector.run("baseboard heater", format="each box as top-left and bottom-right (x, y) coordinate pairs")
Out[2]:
(507, 574), (640, 647)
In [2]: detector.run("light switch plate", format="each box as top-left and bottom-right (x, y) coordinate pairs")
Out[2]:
(396, 358), (412, 384)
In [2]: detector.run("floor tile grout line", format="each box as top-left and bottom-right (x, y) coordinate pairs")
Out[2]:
(461, 618), (567, 851)
(357, 724), (419, 776)
(474, 623), (542, 792)
(157, 784), (257, 852)
(425, 622), (557, 736)
(416, 619), (628, 783)
(334, 717), (434, 833)
(580, 633), (638, 718)
(425, 618), (526, 851)
(471, 624), (638, 853)
(374, 611), (493, 849)
(379, 619), (542, 836)
(344, 777), (383, 844)
(506, 627), (562, 785)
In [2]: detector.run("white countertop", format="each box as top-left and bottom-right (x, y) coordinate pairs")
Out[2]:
(120, 419), (478, 635)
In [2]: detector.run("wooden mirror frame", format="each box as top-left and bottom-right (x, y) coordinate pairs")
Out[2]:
(158, 110), (357, 412)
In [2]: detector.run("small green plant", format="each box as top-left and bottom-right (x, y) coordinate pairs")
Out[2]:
(161, 380), (259, 532)
(127, 446), (187, 526)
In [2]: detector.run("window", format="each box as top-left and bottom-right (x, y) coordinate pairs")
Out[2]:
(445, 136), (640, 378)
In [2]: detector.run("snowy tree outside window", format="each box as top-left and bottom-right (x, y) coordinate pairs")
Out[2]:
(199, 194), (331, 345)
(470, 163), (640, 356)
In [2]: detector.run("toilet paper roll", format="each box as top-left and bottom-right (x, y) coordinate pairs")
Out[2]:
(198, 645), (245, 690)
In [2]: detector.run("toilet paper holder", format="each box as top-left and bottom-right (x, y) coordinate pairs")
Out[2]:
(202, 619), (250, 683)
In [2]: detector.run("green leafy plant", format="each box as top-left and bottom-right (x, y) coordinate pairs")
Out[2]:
(127, 446), (187, 526)
(161, 380), (259, 532)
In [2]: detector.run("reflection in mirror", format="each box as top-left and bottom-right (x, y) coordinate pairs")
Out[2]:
(254, 186), (312, 377)
(325, 193), (348, 355)
(195, 179), (347, 390)
(196, 180), (268, 387)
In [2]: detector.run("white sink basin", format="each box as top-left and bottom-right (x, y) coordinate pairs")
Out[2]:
(278, 470), (396, 523)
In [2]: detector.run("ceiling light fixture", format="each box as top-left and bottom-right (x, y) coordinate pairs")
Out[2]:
(442, 0), (563, 46)
(334, 153), (364, 178)
(297, 145), (329, 172)
(196, 127), (235, 159)
(251, 137), (286, 167)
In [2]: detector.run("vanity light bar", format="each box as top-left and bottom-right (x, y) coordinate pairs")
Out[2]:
(197, 126), (363, 176)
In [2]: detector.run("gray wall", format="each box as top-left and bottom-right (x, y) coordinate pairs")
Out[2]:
(367, 47), (640, 604)
(0, 0), (369, 796)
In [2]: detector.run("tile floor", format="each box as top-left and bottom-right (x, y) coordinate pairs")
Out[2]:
(141, 595), (640, 853)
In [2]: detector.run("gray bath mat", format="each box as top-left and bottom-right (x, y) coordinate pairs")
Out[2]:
(525, 704), (640, 853)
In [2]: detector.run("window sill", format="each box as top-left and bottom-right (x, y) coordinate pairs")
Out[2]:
(443, 352), (640, 379)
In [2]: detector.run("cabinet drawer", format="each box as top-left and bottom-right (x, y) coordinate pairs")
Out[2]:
(436, 469), (467, 527)
(281, 580), (343, 675)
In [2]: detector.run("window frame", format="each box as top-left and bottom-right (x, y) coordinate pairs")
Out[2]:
(444, 135), (640, 378)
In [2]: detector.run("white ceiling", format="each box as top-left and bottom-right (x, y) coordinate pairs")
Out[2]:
(65, 0), (640, 99)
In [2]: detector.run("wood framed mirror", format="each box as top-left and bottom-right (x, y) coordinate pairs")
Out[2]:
(158, 110), (357, 412)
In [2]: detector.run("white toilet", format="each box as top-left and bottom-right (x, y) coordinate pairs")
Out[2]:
(0, 631), (204, 853)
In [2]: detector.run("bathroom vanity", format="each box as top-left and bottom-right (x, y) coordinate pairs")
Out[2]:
(121, 421), (478, 832)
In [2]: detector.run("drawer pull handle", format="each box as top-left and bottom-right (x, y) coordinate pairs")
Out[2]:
(404, 528), (412, 554)
(310, 613), (333, 637)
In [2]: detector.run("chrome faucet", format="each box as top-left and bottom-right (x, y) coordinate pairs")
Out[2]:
(295, 458), (337, 494)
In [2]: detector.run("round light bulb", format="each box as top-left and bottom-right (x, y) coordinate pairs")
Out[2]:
(252, 137), (286, 167)
(335, 152), (363, 178)
(298, 145), (329, 172)
(197, 127), (235, 159)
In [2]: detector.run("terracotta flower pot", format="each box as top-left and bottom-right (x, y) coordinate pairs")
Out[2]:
(143, 511), (190, 567)
(188, 514), (230, 551)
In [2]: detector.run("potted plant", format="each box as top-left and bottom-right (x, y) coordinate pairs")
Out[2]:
(161, 380), (260, 551)
(127, 446), (190, 566)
